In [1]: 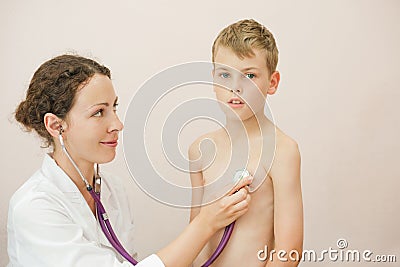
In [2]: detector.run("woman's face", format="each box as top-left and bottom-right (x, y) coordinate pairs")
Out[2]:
(62, 74), (123, 165)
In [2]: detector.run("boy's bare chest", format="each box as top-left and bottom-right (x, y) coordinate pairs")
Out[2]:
(201, 135), (275, 192)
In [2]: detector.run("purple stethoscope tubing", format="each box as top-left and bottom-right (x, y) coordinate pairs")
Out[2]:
(59, 131), (235, 266)
(59, 132), (138, 265)
(201, 169), (249, 267)
(88, 187), (139, 265)
(89, 185), (235, 267)
(201, 222), (235, 267)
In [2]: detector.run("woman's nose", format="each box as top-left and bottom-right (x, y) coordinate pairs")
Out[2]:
(109, 113), (124, 132)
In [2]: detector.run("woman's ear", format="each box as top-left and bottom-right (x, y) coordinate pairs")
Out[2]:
(44, 113), (64, 138)
(267, 71), (280, 95)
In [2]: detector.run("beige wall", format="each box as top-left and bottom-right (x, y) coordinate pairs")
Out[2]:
(1, 0), (399, 266)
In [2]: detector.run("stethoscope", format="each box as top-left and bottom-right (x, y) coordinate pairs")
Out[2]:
(200, 168), (250, 267)
(59, 128), (248, 266)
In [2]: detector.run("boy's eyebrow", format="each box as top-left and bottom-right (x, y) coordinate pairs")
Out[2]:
(214, 67), (230, 71)
(214, 66), (260, 72)
(241, 67), (259, 72)
(87, 96), (119, 109)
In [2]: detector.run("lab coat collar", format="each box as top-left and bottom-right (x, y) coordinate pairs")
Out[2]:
(40, 154), (115, 248)
(41, 153), (80, 193)
(41, 154), (113, 201)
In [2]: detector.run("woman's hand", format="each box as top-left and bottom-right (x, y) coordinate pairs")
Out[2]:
(196, 176), (253, 233)
(156, 176), (253, 267)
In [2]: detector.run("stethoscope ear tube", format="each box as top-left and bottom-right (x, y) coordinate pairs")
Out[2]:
(59, 128), (243, 266)
(59, 132), (92, 190)
(59, 131), (139, 265)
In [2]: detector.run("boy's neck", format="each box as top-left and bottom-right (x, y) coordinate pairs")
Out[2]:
(225, 112), (269, 139)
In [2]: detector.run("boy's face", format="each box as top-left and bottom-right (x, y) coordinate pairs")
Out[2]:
(213, 46), (279, 121)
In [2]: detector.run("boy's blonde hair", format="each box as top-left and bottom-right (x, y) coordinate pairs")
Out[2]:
(212, 19), (279, 74)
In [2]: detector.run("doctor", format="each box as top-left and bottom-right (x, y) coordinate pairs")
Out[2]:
(8, 54), (252, 267)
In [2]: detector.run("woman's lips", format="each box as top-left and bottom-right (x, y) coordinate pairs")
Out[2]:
(100, 140), (118, 147)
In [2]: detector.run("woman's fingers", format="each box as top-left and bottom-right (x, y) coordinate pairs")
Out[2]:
(232, 193), (251, 215)
(229, 175), (253, 195)
(197, 175), (253, 231)
(222, 187), (250, 212)
(200, 188), (251, 231)
(221, 191), (251, 223)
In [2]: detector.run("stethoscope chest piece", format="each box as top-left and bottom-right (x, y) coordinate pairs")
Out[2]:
(232, 168), (250, 184)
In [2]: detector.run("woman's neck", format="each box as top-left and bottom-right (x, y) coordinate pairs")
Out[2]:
(52, 149), (95, 191)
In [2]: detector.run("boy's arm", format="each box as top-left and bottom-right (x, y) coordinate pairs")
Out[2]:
(188, 140), (205, 221)
(267, 138), (303, 267)
(188, 141), (212, 266)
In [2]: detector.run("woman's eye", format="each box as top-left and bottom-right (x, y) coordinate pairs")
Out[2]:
(220, 72), (230, 79)
(93, 109), (104, 117)
(113, 103), (119, 112)
(245, 73), (255, 79)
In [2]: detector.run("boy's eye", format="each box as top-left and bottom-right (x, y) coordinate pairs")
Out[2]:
(245, 73), (255, 79)
(220, 72), (230, 79)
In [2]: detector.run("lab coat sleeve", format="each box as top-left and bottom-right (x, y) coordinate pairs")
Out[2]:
(136, 254), (165, 266)
(8, 192), (165, 267)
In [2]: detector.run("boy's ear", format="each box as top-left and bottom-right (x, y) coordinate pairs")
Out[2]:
(44, 113), (64, 138)
(267, 71), (280, 95)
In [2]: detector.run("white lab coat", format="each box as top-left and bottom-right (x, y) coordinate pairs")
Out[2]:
(7, 154), (165, 267)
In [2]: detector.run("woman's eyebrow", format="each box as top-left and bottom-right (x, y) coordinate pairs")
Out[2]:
(87, 97), (118, 110)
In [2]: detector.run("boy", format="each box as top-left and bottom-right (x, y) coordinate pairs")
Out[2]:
(189, 19), (303, 267)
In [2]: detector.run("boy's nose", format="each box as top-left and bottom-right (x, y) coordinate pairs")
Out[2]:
(231, 77), (244, 94)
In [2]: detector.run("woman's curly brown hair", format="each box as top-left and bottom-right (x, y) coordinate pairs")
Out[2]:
(15, 54), (111, 147)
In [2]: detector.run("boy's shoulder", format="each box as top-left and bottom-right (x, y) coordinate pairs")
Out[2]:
(275, 127), (299, 154)
(269, 128), (301, 179)
(188, 128), (226, 157)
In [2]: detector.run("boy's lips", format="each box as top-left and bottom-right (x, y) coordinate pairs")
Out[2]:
(100, 140), (118, 147)
(228, 97), (245, 108)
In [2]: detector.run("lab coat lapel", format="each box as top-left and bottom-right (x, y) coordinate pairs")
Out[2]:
(41, 154), (102, 244)
(96, 174), (119, 248)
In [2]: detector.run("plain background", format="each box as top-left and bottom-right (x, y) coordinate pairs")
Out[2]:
(1, 0), (399, 266)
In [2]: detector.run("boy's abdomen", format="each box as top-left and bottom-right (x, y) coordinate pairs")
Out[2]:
(205, 176), (274, 267)
(198, 130), (276, 266)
